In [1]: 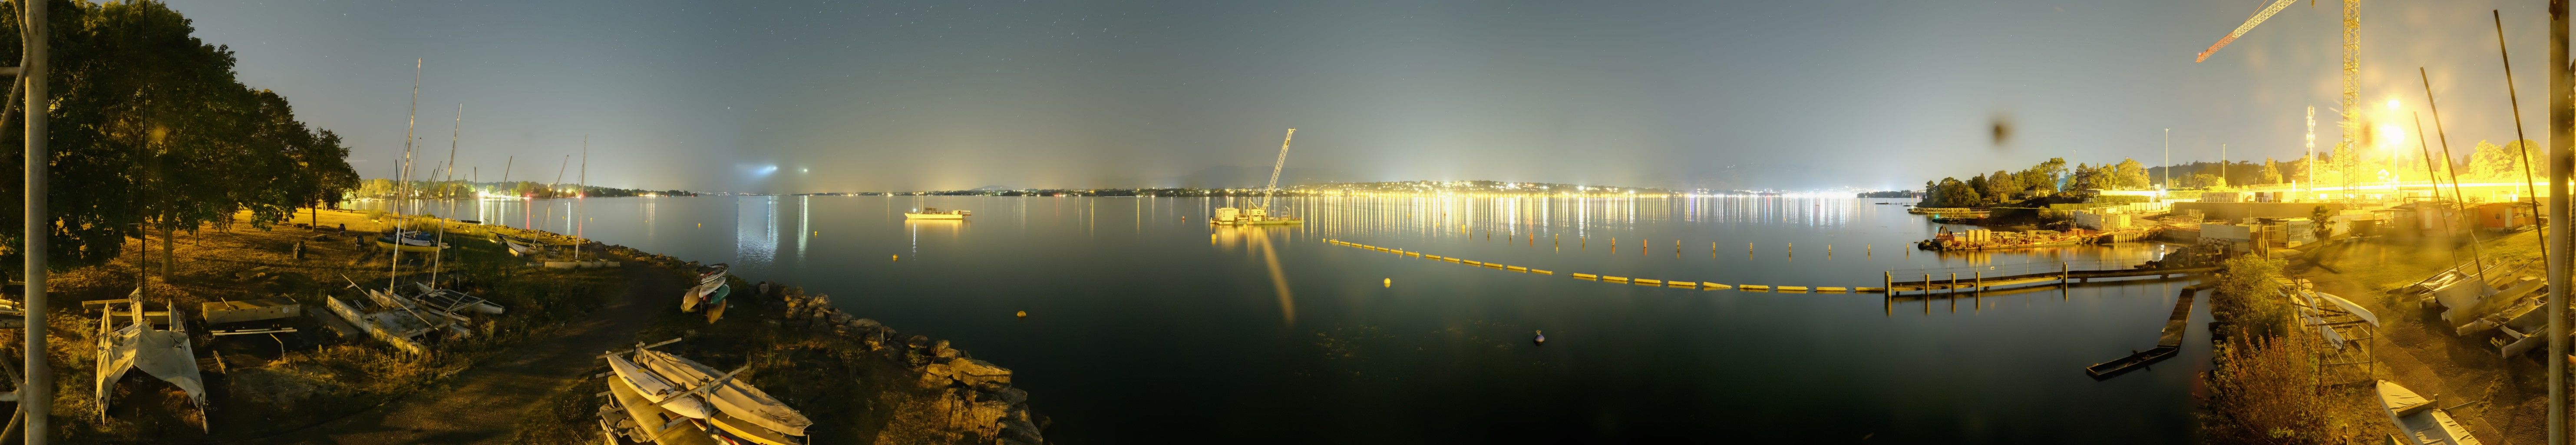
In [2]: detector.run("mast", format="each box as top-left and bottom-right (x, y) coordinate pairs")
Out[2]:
(390, 58), (420, 292)
(432, 103), (461, 288)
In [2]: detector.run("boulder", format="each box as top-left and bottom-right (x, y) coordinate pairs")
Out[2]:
(917, 362), (955, 388)
(948, 359), (1012, 386)
(828, 311), (854, 325)
(932, 340), (958, 358)
(852, 318), (884, 331)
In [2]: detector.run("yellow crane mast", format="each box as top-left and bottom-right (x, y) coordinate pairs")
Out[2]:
(2196, 0), (2361, 159)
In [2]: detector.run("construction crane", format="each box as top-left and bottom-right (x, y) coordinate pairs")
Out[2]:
(2196, 0), (2361, 162)
(1258, 128), (1296, 212)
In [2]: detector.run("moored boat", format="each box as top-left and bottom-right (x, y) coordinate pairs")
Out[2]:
(902, 207), (970, 219)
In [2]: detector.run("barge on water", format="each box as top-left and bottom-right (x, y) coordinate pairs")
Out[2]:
(1916, 228), (2092, 251)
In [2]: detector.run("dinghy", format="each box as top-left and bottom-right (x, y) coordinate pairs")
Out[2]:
(2377, 380), (2480, 445)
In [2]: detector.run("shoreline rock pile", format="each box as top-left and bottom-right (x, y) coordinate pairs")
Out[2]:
(762, 282), (1044, 445)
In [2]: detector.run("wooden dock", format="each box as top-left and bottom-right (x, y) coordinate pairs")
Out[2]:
(1882, 265), (2218, 294)
(2084, 283), (2209, 380)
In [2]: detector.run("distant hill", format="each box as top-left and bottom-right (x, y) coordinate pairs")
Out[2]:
(1170, 166), (1362, 189)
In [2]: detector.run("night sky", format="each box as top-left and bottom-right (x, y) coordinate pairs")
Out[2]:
(172, 0), (2555, 193)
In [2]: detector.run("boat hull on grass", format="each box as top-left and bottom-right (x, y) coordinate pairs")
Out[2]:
(2378, 380), (2481, 445)
(375, 239), (449, 253)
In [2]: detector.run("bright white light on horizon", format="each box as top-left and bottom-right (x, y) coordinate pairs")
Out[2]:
(2377, 124), (2404, 151)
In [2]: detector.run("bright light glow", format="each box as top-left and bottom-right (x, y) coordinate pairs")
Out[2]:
(2376, 124), (2404, 151)
(2385, 99), (2400, 111)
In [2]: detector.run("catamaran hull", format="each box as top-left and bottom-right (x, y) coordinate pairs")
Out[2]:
(376, 240), (449, 253)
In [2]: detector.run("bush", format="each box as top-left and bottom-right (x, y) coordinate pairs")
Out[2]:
(2094, 194), (2151, 205)
(2200, 332), (2357, 444)
(2213, 256), (2292, 339)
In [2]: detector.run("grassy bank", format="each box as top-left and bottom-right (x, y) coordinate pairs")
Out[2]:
(2, 209), (626, 442)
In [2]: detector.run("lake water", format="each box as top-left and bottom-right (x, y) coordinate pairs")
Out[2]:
(357, 195), (2210, 443)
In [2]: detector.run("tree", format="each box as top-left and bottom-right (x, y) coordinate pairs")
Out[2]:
(1979, 169), (2019, 203)
(2113, 158), (2149, 189)
(2017, 157), (2067, 196)
(0, 0), (359, 271)
(1931, 177), (1980, 208)
(2259, 158), (2282, 185)
(1965, 174), (1990, 205)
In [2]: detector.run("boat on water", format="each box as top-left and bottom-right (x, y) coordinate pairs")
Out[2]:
(902, 207), (971, 219)
(2378, 380), (2481, 445)
(1209, 207), (1302, 226)
(2082, 345), (2177, 379)
(600, 340), (813, 445)
(680, 264), (732, 313)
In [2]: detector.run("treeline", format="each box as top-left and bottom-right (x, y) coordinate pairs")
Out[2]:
(1919, 158), (2151, 208)
(2151, 139), (2543, 191)
(1, 1), (360, 270)
(352, 179), (691, 199)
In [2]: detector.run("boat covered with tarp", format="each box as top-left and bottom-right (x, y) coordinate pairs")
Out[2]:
(2377, 380), (2480, 445)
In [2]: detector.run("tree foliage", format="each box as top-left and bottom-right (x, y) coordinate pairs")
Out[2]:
(0, 0), (358, 271)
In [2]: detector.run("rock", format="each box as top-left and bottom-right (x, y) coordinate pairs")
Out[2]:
(852, 318), (884, 331)
(932, 340), (958, 358)
(991, 387), (1028, 405)
(905, 335), (930, 349)
(917, 363), (955, 388)
(948, 359), (1011, 386)
(828, 312), (854, 325)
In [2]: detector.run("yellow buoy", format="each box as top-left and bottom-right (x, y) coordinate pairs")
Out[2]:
(1384, 278), (1391, 287)
(1016, 310), (1027, 318)
(892, 254), (900, 261)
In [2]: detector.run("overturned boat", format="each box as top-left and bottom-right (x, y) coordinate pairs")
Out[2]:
(680, 264), (732, 313)
(376, 229), (449, 253)
(2378, 380), (2480, 445)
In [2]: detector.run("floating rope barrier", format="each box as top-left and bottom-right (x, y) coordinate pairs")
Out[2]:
(1323, 238), (1870, 292)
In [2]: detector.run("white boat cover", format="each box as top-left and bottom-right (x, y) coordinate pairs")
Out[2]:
(609, 352), (713, 419)
(92, 299), (206, 419)
(634, 349), (812, 436)
(2378, 380), (2482, 445)
(2378, 380), (2431, 415)
(2315, 291), (2379, 326)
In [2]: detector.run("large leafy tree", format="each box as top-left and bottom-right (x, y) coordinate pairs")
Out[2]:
(0, 0), (357, 272)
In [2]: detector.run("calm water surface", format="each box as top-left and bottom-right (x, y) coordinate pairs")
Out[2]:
(360, 196), (2210, 443)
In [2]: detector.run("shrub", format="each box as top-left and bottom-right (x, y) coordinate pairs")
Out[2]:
(2200, 332), (2352, 444)
(2213, 256), (2292, 339)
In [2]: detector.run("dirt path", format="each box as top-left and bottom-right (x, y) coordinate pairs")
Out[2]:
(234, 259), (679, 445)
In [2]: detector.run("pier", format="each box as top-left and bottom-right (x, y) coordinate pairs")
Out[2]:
(2083, 283), (2209, 379)
(1881, 263), (2219, 294)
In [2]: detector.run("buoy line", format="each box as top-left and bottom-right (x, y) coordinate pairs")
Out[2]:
(1322, 238), (1885, 293)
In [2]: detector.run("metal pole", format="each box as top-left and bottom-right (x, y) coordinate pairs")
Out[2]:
(2546, 2), (2569, 443)
(2499, 10), (2550, 261)
(2422, 70), (2488, 281)
(21, 0), (48, 441)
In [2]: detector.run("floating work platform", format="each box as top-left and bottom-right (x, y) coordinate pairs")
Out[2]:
(1883, 266), (2219, 294)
